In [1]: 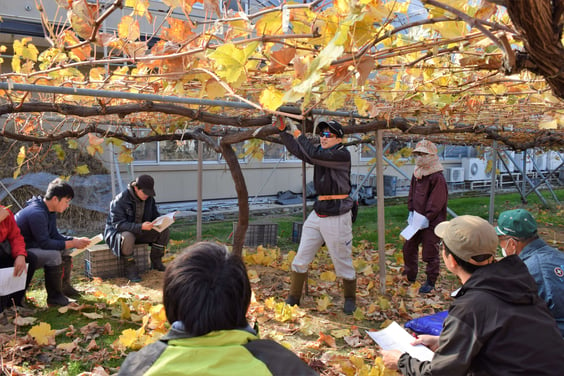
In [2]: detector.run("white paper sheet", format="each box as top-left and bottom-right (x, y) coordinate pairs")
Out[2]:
(367, 321), (435, 362)
(400, 211), (429, 240)
(0, 265), (28, 296)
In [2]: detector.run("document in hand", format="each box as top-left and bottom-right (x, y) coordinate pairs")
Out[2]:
(70, 233), (104, 257)
(400, 211), (429, 240)
(367, 321), (435, 362)
(0, 265), (28, 296)
(152, 212), (176, 233)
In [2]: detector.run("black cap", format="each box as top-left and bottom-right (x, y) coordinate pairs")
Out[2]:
(318, 120), (344, 138)
(135, 174), (156, 197)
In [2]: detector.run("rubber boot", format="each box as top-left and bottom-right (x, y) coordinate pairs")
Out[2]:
(44, 265), (69, 307)
(285, 271), (307, 306)
(343, 278), (357, 315)
(150, 245), (166, 271)
(124, 257), (141, 282)
(62, 256), (81, 298)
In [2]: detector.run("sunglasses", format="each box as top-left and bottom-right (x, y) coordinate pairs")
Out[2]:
(320, 131), (336, 138)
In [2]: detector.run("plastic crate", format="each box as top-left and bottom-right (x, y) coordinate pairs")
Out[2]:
(84, 244), (150, 279)
(233, 222), (278, 247)
(292, 221), (303, 243)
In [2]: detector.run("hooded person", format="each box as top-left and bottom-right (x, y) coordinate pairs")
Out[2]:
(401, 140), (448, 293)
(104, 175), (170, 282)
(382, 215), (564, 375)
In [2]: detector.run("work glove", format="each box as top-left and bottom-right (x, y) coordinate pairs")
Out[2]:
(287, 120), (301, 138)
(273, 116), (286, 131)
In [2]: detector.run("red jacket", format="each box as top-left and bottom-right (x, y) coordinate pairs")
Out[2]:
(0, 206), (27, 259)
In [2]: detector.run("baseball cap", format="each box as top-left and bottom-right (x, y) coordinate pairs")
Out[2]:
(495, 209), (537, 239)
(135, 174), (156, 197)
(413, 140), (438, 155)
(435, 215), (498, 263)
(318, 120), (344, 138)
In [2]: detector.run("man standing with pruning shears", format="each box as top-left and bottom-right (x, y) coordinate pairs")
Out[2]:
(276, 117), (357, 315)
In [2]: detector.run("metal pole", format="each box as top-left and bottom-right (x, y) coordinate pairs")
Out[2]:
(488, 142), (497, 224)
(197, 140), (203, 241)
(376, 130), (386, 295)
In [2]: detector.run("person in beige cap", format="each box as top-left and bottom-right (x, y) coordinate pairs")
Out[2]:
(497, 208), (564, 336)
(402, 140), (448, 293)
(382, 215), (564, 375)
(104, 175), (170, 281)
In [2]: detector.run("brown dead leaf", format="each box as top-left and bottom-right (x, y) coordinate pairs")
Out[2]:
(317, 332), (337, 348)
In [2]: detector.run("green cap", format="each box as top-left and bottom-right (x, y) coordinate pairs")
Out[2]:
(495, 209), (537, 239)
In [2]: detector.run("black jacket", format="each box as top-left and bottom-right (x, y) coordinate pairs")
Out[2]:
(280, 132), (353, 216)
(399, 255), (564, 376)
(104, 184), (160, 256)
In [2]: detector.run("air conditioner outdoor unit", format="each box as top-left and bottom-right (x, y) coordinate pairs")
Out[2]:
(547, 151), (563, 171)
(514, 152), (533, 172)
(532, 152), (548, 171)
(462, 158), (491, 181)
(498, 151), (515, 173)
(444, 167), (465, 183)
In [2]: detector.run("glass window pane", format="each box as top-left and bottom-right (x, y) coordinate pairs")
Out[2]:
(160, 139), (218, 161)
(263, 142), (284, 161)
(132, 142), (157, 162)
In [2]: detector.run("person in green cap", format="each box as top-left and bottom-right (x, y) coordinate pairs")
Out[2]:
(496, 208), (564, 336)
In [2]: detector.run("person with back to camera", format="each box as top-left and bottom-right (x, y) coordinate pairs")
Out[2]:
(276, 117), (357, 315)
(496, 208), (564, 336)
(382, 215), (564, 375)
(15, 178), (91, 306)
(401, 140), (448, 294)
(0, 205), (38, 332)
(104, 174), (170, 282)
(118, 241), (317, 376)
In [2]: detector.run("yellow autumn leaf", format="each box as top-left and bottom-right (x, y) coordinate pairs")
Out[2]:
(352, 307), (365, 320)
(89, 67), (106, 81)
(126, 0), (151, 19)
(204, 79), (226, 99)
(320, 271), (336, 282)
(29, 322), (56, 346)
(118, 150), (134, 163)
(316, 295), (332, 312)
(120, 300), (131, 320)
(52, 144), (66, 161)
(67, 139), (79, 149)
(150, 304), (166, 320)
(118, 16), (140, 41)
(255, 10), (283, 36)
(539, 119), (558, 129)
(87, 144), (104, 156)
(207, 42), (258, 84)
(75, 164), (90, 175)
(378, 296), (391, 310)
(118, 328), (139, 348)
(274, 301), (299, 322)
(259, 87), (284, 111)
(331, 328), (350, 338)
(247, 269), (260, 283)
(264, 297), (277, 310)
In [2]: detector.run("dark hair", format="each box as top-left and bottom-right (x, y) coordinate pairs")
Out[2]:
(44, 178), (75, 200)
(443, 243), (492, 274)
(163, 242), (251, 337)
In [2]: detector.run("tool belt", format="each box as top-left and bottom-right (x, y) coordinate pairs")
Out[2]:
(318, 194), (349, 200)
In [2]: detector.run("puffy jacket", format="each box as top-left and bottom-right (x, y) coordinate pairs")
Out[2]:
(15, 196), (70, 250)
(118, 327), (317, 376)
(0, 207), (27, 258)
(398, 255), (564, 376)
(519, 238), (564, 336)
(280, 132), (353, 216)
(104, 184), (160, 256)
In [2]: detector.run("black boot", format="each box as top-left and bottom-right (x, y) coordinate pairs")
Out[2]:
(62, 256), (81, 298)
(44, 265), (69, 307)
(343, 278), (357, 315)
(150, 245), (166, 271)
(124, 257), (141, 282)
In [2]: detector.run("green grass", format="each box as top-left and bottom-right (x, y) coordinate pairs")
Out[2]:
(168, 189), (564, 253)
